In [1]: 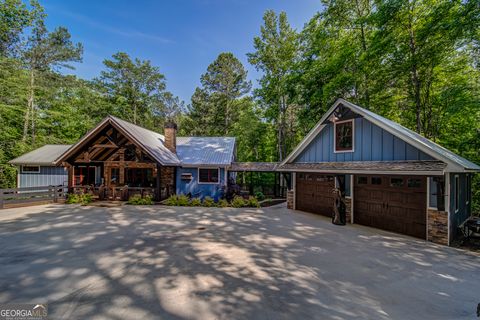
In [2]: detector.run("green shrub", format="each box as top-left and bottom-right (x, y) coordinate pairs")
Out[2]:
(190, 197), (202, 206)
(66, 193), (80, 204)
(217, 199), (229, 207)
(177, 194), (190, 206)
(254, 191), (265, 201)
(231, 196), (245, 208)
(164, 195), (179, 206)
(128, 194), (153, 205)
(202, 196), (215, 207)
(246, 196), (260, 208)
(66, 193), (93, 205)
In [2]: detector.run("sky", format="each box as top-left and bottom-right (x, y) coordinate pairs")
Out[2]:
(42, 0), (322, 103)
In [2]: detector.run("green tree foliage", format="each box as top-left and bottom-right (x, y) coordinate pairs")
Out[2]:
(21, 1), (83, 143)
(0, 0), (31, 56)
(248, 10), (299, 161)
(185, 52), (251, 135)
(95, 52), (172, 129)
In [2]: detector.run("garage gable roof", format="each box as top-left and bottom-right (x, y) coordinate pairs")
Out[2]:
(282, 98), (480, 172)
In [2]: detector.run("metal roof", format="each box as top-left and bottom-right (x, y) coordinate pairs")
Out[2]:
(283, 98), (480, 172)
(109, 116), (180, 165)
(176, 137), (235, 166)
(9, 145), (72, 165)
(277, 160), (447, 175)
(229, 162), (279, 171)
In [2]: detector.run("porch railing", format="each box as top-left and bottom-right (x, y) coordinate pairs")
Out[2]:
(0, 185), (67, 209)
(71, 186), (157, 201)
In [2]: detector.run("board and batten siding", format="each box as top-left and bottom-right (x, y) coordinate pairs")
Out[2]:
(295, 117), (433, 163)
(18, 166), (68, 188)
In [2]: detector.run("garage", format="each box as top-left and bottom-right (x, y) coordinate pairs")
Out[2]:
(296, 173), (334, 217)
(354, 175), (426, 239)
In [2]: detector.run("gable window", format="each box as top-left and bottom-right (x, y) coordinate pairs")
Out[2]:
(199, 168), (219, 184)
(334, 120), (354, 152)
(21, 165), (40, 173)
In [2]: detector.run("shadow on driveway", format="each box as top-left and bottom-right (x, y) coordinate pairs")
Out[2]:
(0, 204), (479, 319)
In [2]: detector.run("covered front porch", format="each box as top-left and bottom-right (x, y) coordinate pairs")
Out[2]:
(55, 117), (177, 201)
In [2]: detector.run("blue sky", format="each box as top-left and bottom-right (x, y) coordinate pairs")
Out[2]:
(42, 0), (321, 103)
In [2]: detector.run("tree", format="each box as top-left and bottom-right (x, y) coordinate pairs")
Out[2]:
(21, 1), (83, 143)
(96, 52), (170, 128)
(248, 11), (298, 161)
(186, 52), (251, 135)
(371, 0), (477, 136)
(0, 0), (31, 57)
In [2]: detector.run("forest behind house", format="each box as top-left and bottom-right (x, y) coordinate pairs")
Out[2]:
(0, 0), (479, 211)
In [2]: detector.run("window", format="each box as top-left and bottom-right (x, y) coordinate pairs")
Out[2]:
(454, 175), (460, 213)
(390, 178), (404, 187)
(407, 178), (421, 188)
(74, 166), (96, 186)
(21, 165), (40, 173)
(335, 120), (354, 152)
(371, 177), (382, 185)
(357, 176), (368, 184)
(199, 168), (219, 184)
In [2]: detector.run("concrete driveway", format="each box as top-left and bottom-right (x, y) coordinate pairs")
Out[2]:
(0, 204), (479, 320)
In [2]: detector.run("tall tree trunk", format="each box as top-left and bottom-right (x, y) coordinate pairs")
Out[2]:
(408, 17), (422, 133)
(23, 69), (35, 142)
(133, 104), (137, 124)
(355, 0), (371, 108)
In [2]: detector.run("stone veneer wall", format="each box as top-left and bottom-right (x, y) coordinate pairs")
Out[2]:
(287, 190), (294, 209)
(345, 197), (352, 223)
(427, 209), (449, 245)
(160, 166), (175, 199)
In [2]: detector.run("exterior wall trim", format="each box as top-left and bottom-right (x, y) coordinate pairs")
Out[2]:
(292, 172), (296, 210)
(426, 177), (429, 239)
(445, 174), (451, 246)
(277, 169), (444, 176)
(350, 174), (354, 224)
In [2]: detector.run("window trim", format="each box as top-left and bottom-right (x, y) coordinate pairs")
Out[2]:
(334, 119), (355, 153)
(454, 174), (460, 213)
(198, 168), (220, 185)
(21, 165), (40, 173)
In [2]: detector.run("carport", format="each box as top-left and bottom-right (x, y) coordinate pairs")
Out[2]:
(227, 162), (290, 198)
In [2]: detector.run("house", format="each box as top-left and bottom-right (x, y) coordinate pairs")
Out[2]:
(278, 98), (480, 245)
(9, 145), (71, 188)
(9, 116), (235, 200)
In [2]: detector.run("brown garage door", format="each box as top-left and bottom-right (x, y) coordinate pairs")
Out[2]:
(354, 175), (426, 239)
(296, 173), (335, 217)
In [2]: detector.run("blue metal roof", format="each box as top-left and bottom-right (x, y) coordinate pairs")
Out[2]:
(176, 137), (235, 166)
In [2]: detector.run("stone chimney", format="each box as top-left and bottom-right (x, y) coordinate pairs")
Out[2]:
(164, 122), (177, 154)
